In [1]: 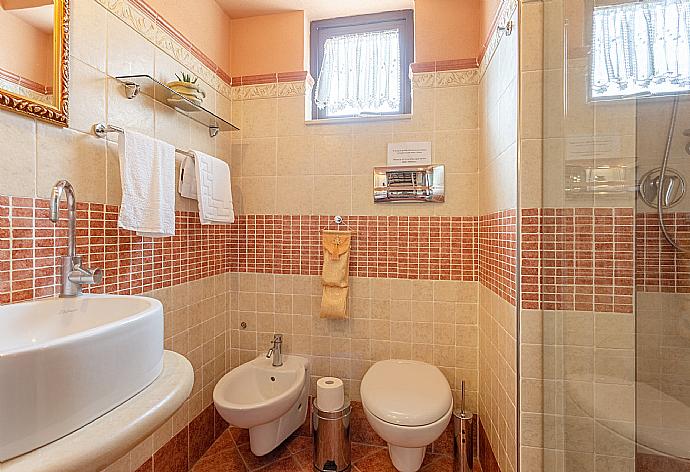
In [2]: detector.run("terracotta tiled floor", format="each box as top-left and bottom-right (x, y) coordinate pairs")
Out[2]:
(192, 427), (481, 472)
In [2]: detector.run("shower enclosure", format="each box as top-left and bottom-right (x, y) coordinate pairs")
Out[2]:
(538, 0), (690, 470)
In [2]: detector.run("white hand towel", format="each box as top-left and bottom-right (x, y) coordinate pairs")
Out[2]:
(192, 150), (235, 225)
(178, 155), (197, 199)
(117, 130), (176, 237)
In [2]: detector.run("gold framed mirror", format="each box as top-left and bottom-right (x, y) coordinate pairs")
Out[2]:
(0, 0), (69, 126)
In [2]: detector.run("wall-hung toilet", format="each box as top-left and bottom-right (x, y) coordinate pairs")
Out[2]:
(360, 359), (453, 472)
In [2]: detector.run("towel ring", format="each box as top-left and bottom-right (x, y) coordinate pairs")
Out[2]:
(322, 215), (355, 233)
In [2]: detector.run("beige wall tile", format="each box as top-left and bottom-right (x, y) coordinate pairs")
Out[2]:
(0, 109), (36, 197)
(277, 136), (314, 176)
(243, 98), (277, 138)
(434, 129), (478, 173)
(154, 102), (191, 152)
(71, 0), (107, 72)
(106, 13), (155, 78)
(107, 78), (155, 137)
(240, 176), (277, 214)
(69, 58), (107, 135)
(435, 86), (478, 131)
(277, 96), (307, 137)
(314, 134), (352, 175)
(242, 138), (277, 176)
(36, 125), (107, 201)
(351, 133), (390, 174)
(393, 87), (434, 132)
(312, 175), (351, 215)
(439, 172), (478, 216)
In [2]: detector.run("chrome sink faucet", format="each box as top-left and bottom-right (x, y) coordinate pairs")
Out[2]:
(266, 334), (283, 367)
(49, 180), (103, 297)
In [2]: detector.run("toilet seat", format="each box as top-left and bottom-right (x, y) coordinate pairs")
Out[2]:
(360, 359), (453, 472)
(360, 359), (452, 427)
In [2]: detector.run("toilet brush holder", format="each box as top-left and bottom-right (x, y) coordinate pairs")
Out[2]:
(453, 381), (474, 472)
(312, 399), (351, 472)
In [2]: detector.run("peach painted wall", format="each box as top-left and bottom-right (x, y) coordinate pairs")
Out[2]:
(229, 2), (483, 77)
(0, 5), (52, 85)
(415, 0), (480, 62)
(230, 11), (306, 77)
(479, 0), (502, 50)
(144, 0), (233, 74)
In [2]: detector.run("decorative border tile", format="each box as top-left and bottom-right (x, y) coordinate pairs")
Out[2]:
(231, 67), (480, 101)
(231, 72), (311, 100)
(478, 0), (519, 80)
(435, 69), (480, 87)
(235, 83), (278, 100)
(95, 0), (233, 99)
(411, 72), (436, 89)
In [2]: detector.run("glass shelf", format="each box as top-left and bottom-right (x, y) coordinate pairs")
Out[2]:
(114, 74), (239, 137)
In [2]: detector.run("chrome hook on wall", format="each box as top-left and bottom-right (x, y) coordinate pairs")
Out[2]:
(498, 20), (513, 36)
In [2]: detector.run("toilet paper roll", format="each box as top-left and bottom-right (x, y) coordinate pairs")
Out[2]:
(316, 376), (344, 412)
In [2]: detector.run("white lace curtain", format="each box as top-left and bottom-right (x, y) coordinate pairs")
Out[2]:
(315, 29), (401, 116)
(592, 0), (690, 99)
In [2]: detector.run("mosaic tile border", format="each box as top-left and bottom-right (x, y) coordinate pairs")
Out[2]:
(520, 207), (635, 313)
(2, 195), (645, 314)
(635, 211), (690, 293)
(229, 215), (478, 282)
(0, 196), (480, 304)
(0, 196), (233, 304)
(479, 210), (517, 306)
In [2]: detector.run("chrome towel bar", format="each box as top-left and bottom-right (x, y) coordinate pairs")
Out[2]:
(92, 122), (195, 159)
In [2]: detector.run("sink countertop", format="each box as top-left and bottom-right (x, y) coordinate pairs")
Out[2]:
(0, 350), (193, 472)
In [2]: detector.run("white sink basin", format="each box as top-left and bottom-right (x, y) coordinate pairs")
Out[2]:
(0, 295), (164, 461)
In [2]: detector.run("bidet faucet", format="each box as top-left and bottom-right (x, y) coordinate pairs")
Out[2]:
(49, 180), (103, 297)
(266, 334), (283, 367)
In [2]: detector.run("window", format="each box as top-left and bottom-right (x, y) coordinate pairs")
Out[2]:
(591, 0), (690, 100)
(310, 10), (414, 119)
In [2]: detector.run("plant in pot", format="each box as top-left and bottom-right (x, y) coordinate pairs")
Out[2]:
(166, 72), (206, 106)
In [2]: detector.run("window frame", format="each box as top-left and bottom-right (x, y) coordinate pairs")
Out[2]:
(309, 10), (415, 120)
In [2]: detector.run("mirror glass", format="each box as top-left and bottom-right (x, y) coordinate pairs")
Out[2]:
(0, 0), (68, 125)
(0, 0), (62, 112)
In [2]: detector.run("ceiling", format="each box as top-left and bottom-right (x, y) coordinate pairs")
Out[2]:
(216, 0), (414, 20)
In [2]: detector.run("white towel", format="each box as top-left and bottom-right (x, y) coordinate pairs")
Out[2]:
(117, 130), (176, 237)
(178, 155), (197, 199)
(192, 150), (235, 225)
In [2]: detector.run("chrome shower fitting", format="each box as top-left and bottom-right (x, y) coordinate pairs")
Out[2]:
(645, 97), (690, 253)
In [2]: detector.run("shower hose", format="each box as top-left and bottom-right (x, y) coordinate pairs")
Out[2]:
(657, 96), (687, 252)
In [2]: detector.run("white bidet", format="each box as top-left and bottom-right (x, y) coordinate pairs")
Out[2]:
(213, 354), (309, 456)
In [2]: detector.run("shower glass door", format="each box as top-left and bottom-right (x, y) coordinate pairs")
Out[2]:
(540, 0), (690, 470)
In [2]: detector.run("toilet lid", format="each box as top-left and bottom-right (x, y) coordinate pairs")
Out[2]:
(360, 359), (452, 427)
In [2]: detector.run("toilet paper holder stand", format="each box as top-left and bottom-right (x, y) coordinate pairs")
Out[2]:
(312, 399), (352, 472)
